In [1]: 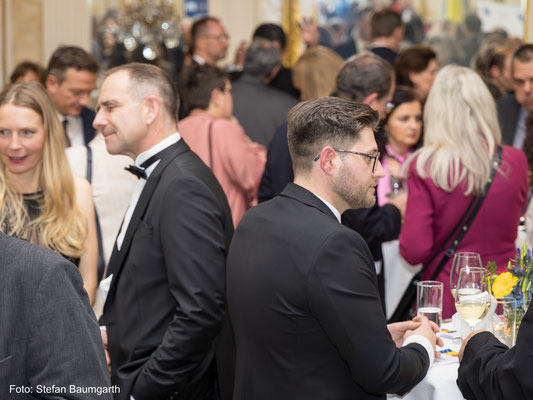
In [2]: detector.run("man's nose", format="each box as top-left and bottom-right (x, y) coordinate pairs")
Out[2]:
(78, 92), (90, 107)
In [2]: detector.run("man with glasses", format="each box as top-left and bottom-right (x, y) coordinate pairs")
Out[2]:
(46, 46), (99, 147)
(189, 16), (230, 66)
(227, 97), (440, 399)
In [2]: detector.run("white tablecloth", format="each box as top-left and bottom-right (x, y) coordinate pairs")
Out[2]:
(388, 323), (465, 400)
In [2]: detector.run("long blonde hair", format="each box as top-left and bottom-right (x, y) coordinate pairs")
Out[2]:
(409, 65), (501, 195)
(292, 46), (343, 101)
(0, 82), (86, 257)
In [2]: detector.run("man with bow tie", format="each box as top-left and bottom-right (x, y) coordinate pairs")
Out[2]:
(94, 63), (234, 400)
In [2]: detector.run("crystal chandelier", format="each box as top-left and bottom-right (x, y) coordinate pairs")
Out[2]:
(117, 0), (182, 61)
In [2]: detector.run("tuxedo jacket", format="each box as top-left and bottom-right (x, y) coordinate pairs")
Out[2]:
(496, 94), (521, 146)
(100, 140), (234, 400)
(227, 183), (429, 400)
(0, 233), (111, 399)
(457, 303), (533, 400)
(81, 107), (96, 145)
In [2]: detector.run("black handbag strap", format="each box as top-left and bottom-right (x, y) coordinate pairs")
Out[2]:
(427, 145), (503, 280)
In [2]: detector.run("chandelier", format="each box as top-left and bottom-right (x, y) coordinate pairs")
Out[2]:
(117, 0), (182, 61)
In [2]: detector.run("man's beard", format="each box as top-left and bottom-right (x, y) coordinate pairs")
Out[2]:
(331, 163), (376, 210)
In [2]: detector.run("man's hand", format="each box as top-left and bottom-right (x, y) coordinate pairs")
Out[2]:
(100, 328), (112, 376)
(458, 330), (485, 362)
(388, 319), (421, 347)
(400, 316), (444, 358)
(299, 17), (320, 47)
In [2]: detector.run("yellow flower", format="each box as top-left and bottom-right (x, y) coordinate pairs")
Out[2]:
(492, 272), (518, 298)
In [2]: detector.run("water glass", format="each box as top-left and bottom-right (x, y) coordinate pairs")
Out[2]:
(492, 297), (517, 348)
(417, 281), (443, 329)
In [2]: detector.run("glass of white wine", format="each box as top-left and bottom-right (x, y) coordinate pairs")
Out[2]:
(454, 266), (492, 333)
(450, 252), (483, 299)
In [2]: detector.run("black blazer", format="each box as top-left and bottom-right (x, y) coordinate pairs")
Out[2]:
(227, 183), (429, 400)
(81, 106), (96, 145)
(458, 303), (533, 400)
(496, 94), (522, 146)
(100, 140), (234, 400)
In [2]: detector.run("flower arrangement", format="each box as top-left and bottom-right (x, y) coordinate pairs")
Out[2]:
(487, 243), (533, 311)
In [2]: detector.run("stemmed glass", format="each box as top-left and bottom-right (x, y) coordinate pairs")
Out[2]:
(454, 266), (492, 333)
(450, 252), (483, 298)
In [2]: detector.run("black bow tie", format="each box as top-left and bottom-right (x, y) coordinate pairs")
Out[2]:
(125, 153), (160, 179)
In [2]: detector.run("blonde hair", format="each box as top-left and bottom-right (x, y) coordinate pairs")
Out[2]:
(0, 82), (86, 257)
(292, 46), (343, 101)
(409, 65), (501, 195)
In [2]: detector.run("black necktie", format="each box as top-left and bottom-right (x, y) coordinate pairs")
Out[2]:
(62, 119), (71, 147)
(124, 153), (161, 180)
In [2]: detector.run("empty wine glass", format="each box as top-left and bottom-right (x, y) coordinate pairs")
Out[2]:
(455, 266), (492, 333)
(450, 252), (483, 298)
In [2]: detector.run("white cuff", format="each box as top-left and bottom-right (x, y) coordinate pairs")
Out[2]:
(402, 334), (434, 367)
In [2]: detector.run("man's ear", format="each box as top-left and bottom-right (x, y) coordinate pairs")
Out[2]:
(363, 92), (379, 108)
(45, 74), (58, 92)
(317, 146), (338, 176)
(210, 88), (222, 108)
(143, 95), (162, 125)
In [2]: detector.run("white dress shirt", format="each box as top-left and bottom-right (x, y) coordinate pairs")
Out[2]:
(58, 112), (85, 147)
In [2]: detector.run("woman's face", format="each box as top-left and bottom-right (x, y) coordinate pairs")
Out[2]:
(0, 103), (46, 181)
(410, 58), (439, 100)
(386, 100), (422, 151)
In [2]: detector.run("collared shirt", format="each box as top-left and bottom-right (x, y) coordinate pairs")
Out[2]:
(512, 107), (527, 149)
(314, 193), (342, 223)
(58, 112), (84, 147)
(116, 133), (181, 250)
(192, 54), (206, 65)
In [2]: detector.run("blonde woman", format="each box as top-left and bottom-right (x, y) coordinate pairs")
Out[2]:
(399, 65), (528, 318)
(0, 82), (97, 304)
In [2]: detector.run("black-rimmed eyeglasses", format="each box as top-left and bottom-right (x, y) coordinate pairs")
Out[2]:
(314, 148), (380, 173)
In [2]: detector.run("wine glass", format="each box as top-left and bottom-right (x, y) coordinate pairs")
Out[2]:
(450, 252), (483, 298)
(454, 266), (492, 332)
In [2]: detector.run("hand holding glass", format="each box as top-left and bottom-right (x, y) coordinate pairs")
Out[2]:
(417, 281), (443, 328)
(454, 267), (491, 332)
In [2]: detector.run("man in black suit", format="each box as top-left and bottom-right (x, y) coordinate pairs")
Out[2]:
(369, 8), (404, 65)
(457, 303), (533, 399)
(497, 44), (533, 148)
(227, 97), (440, 399)
(0, 232), (112, 399)
(94, 63), (233, 400)
(46, 46), (98, 147)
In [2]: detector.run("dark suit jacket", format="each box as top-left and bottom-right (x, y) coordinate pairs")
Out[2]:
(100, 140), (234, 400)
(457, 303), (533, 400)
(370, 46), (398, 65)
(0, 233), (111, 399)
(496, 94), (522, 146)
(227, 183), (429, 400)
(231, 74), (298, 147)
(81, 107), (96, 145)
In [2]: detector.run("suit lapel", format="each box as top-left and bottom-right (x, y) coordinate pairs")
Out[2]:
(105, 141), (189, 306)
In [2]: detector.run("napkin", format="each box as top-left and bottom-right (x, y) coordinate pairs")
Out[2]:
(451, 292), (496, 339)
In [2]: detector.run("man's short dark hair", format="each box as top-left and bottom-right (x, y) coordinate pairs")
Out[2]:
(464, 14), (482, 34)
(513, 44), (533, 65)
(10, 61), (46, 85)
(46, 46), (98, 84)
(287, 97), (378, 175)
(179, 64), (228, 111)
(332, 52), (393, 102)
(243, 39), (281, 79)
(190, 16), (221, 54)
(253, 23), (286, 50)
(370, 8), (402, 40)
(105, 62), (179, 123)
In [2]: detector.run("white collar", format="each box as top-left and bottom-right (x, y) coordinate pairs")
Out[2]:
(314, 193), (342, 223)
(135, 133), (181, 176)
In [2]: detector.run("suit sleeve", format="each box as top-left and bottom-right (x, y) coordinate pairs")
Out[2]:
(27, 254), (112, 399)
(341, 202), (402, 249)
(131, 175), (227, 399)
(307, 229), (429, 396)
(457, 305), (533, 400)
